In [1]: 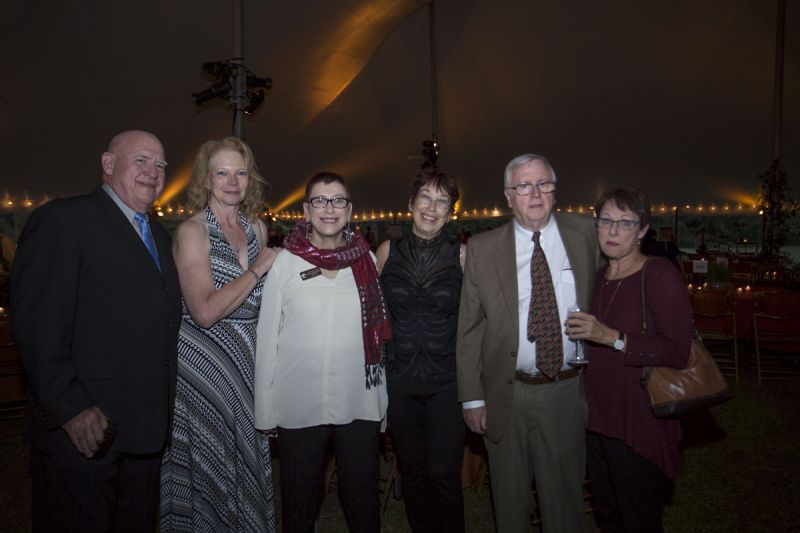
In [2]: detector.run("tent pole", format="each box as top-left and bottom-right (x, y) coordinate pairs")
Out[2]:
(429, 0), (438, 141)
(232, 0), (246, 138)
(770, 0), (786, 164)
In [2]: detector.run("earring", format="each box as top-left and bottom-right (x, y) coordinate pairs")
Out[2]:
(306, 220), (313, 240)
(343, 221), (352, 245)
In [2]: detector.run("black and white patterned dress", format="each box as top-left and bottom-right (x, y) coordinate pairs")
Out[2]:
(161, 207), (275, 532)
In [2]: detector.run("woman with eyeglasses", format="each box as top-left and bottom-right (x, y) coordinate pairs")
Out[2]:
(254, 171), (391, 533)
(565, 187), (692, 532)
(375, 167), (466, 532)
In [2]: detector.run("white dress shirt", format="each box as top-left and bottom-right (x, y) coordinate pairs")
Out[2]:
(513, 218), (578, 374)
(462, 217), (580, 410)
(102, 183), (146, 237)
(254, 250), (388, 430)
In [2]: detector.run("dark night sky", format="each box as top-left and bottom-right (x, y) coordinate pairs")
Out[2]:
(1, 0), (798, 214)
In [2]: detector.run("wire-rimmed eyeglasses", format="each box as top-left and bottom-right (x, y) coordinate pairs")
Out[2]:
(595, 217), (641, 231)
(308, 196), (351, 209)
(415, 194), (451, 211)
(504, 181), (556, 196)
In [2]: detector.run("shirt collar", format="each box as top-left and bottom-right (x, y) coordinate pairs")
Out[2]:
(102, 183), (142, 223)
(513, 215), (556, 244)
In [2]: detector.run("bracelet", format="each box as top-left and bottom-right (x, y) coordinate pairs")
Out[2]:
(245, 269), (260, 283)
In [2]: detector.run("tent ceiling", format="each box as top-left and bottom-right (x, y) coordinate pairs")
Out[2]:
(1, 0), (798, 212)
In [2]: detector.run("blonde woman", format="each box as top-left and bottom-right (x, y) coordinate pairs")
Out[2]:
(161, 137), (278, 532)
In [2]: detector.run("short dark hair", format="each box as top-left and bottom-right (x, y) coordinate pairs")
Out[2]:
(305, 171), (348, 201)
(594, 187), (652, 227)
(410, 168), (460, 210)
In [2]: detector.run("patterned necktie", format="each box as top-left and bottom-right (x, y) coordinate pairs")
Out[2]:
(134, 213), (161, 271)
(527, 231), (563, 379)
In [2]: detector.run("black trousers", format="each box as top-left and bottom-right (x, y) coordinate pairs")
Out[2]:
(278, 420), (380, 533)
(388, 380), (466, 533)
(587, 431), (672, 533)
(30, 448), (160, 533)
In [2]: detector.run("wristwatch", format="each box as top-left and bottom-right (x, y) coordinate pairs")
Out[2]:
(613, 332), (625, 351)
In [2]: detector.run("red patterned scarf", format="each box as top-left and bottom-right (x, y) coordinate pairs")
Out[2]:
(283, 221), (392, 388)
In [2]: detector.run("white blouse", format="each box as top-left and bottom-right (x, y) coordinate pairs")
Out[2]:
(254, 249), (388, 430)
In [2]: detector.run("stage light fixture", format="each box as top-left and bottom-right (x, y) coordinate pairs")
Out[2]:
(201, 61), (232, 81)
(244, 89), (265, 116)
(192, 59), (272, 133)
(246, 73), (272, 90)
(192, 80), (232, 105)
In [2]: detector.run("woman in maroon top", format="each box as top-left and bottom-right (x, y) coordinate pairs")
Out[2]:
(566, 187), (692, 532)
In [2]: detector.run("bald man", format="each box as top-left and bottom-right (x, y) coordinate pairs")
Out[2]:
(11, 130), (182, 532)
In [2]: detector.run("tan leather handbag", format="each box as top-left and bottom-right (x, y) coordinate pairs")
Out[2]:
(639, 259), (731, 418)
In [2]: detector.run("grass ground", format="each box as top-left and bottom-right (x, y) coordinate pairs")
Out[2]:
(1, 378), (798, 531)
(665, 381), (800, 532)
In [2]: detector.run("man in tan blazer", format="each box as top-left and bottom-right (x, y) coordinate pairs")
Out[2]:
(457, 154), (601, 532)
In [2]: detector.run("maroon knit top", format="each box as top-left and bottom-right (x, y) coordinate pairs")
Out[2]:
(584, 256), (692, 478)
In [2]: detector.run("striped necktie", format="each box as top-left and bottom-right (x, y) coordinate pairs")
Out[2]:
(134, 213), (161, 271)
(527, 231), (562, 379)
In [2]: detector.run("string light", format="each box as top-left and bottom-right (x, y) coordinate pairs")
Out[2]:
(0, 192), (767, 220)
(234, 203), (764, 222)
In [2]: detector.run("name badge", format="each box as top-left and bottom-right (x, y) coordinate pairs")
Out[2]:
(300, 267), (322, 280)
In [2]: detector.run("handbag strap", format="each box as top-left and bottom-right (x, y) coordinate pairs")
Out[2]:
(640, 256), (700, 341)
(639, 257), (652, 386)
(640, 257), (651, 335)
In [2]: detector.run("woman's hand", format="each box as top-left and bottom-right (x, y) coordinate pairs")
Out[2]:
(251, 246), (280, 277)
(565, 311), (618, 347)
(174, 216), (280, 329)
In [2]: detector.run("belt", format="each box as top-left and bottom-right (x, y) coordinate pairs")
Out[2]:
(514, 368), (580, 385)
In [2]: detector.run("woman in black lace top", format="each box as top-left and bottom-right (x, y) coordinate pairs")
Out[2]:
(376, 168), (466, 532)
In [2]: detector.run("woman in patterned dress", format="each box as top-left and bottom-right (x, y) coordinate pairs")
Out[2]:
(161, 137), (278, 532)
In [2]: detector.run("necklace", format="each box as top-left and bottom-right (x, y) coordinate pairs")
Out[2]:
(598, 276), (624, 322)
(604, 255), (645, 284)
(599, 256), (647, 321)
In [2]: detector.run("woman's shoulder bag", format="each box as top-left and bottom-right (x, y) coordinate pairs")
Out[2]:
(639, 259), (731, 418)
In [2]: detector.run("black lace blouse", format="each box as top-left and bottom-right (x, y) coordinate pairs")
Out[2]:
(379, 232), (462, 390)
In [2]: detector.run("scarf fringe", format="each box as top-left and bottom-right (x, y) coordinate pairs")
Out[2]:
(365, 345), (386, 389)
(365, 362), (384, 389)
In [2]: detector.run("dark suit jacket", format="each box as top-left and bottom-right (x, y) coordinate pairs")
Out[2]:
(11, 186), (181, 455)
(456, 213), (601, 442)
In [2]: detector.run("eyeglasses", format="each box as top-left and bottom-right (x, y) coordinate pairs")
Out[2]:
(415, 194), (451, 211)
(308, 196), (351, 209)
(595, 217), (641, 231)
(505, 181), (556, 196)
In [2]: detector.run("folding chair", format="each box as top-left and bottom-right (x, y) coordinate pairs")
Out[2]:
(691, 289), (739, 383)
(753, 292), (800, 384)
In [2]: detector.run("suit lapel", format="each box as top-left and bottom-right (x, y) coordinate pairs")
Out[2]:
(492, 222), (520, 336)
(91, 187), (164, 277)
(151, 224), (171, 272)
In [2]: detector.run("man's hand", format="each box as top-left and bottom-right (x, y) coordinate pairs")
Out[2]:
(63, 406), (108, 458)
(463, 406), (487, 435)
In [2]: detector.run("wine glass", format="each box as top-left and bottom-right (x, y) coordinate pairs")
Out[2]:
(566, 305), (589, 368)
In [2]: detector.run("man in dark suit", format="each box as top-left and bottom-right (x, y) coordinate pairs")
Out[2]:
(11, 130), (181, 532)
(457, 154), (601, 532)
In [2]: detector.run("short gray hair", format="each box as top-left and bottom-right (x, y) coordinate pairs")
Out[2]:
(503, 154), (557, 188)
